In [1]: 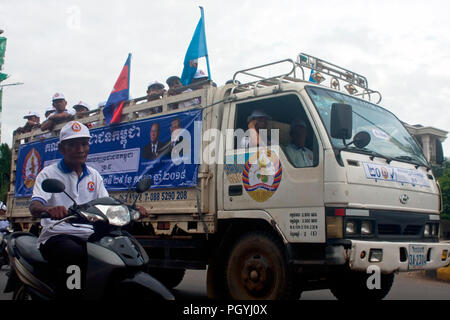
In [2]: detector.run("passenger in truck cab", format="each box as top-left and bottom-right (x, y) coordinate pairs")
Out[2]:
(240, 109), (272, 148)
(284, 118), (314, 168)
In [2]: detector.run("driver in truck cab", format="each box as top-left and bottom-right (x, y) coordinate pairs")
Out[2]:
(29, 121), (146, 299)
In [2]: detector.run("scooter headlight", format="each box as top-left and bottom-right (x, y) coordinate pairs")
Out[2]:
(95, 205), (131, 226)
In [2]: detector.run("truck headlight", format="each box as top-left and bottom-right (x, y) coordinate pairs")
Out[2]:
(345, 221), (357, 235)
(432, 224), (438, 236)
(361, 221), (372, 235)
(424, 224), (430, 237)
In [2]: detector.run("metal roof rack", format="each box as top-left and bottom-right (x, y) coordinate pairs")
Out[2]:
(296, 52), (382, 103)
(229, 53), (382, 104)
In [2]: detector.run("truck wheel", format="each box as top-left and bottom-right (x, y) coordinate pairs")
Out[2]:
(147, 268), (186, 289)
(330, 271), (394, 300)
(225, 231), (295, 300)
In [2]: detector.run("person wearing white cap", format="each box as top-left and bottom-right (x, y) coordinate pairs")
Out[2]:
(28, 121), (148, 298)
(284, 118), (314, 168)
(73, 101), (90, 116)
(14, 111), (41, 135)
(240, 109), (272, 148)
(97, 101), (106, 108)
(29, 121), (104, 298)
(45, 106), (55, 119)
(191, 69), (210, 90)
(41, 93), (75, 131)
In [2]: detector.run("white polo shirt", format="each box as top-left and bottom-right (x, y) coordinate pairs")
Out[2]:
(32, 159), (108, 246)
(284, 144), (314, 168)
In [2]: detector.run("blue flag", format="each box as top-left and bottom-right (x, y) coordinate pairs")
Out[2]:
(309, 69), (316, 83)
(181, 7), (211, 85)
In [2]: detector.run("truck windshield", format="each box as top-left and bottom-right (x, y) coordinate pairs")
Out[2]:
(305, 86), (428, 166)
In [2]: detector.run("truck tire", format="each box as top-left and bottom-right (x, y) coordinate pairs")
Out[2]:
(225, 231), (296, 300)
(330, 271), (394, 300)
(147, 268), (186, 289)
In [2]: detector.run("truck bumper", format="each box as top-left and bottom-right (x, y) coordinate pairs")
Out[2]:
(348, 240), (450, 274)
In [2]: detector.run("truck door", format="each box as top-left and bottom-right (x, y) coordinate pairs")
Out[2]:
(223, 93), (326, 243)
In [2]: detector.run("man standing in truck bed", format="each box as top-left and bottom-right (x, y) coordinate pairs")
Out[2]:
(40, 93), (74, 131)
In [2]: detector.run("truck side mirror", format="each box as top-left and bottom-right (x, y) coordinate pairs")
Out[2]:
(436, 139), (444, 165)
(330, 103), (353, 140)
(42, 179), (65, 193)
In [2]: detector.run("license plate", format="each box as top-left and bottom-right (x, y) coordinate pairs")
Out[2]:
(408, 245), (427, 270)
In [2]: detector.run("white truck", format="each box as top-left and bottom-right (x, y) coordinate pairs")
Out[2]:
(5, 52), (450, 300)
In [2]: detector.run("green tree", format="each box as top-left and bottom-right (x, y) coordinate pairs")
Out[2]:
(0, 143), (11, 203)
(436, 158), (450, 220)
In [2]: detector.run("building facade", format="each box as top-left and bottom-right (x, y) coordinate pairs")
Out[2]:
(404, 123), (447, 165)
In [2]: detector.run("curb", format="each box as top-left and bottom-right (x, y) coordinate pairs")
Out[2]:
(437, 266), (450, 282)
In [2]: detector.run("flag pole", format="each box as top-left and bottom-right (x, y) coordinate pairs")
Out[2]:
(200, 7), (212, 81)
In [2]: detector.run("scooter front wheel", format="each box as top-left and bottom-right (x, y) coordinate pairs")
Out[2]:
(12, 284), (32, 300)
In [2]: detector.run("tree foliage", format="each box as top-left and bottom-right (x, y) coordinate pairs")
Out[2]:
(0, 143), (11, 203)
(435, 158), (450, 220)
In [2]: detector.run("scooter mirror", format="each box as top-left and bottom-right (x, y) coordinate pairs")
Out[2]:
(42, 179), (66, 193)
(136, 177), (151, 193)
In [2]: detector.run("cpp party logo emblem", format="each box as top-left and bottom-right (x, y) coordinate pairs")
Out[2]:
(71, 122), (82, 132)
(381, 167), (389, 180)
(242, 149), (282, 202)
(87, 181), (95, 192)
(22, 148), (42, 189)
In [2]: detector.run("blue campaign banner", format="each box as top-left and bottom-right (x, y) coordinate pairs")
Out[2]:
(14, 109), (202, 198)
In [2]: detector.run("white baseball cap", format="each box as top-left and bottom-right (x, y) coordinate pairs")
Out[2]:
(52, 92), (66, 101)
(247, 109), (271, 123)
(60, 121), (91, 142)
(0, 201), (6, 211)
(73, 101), (90, 111)
(193, 69), (208, 80)
(45, 106), (55, 113)
(23, 111), (40, 119)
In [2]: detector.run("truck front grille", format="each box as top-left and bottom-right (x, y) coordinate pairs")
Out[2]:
(378, 224), (401, 235)
(377, 224), (423, 235)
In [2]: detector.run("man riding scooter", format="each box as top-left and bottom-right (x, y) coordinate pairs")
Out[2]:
(29, 121), (148, 299)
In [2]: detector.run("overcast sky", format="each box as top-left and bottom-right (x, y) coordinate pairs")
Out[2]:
(0, 0), (449, 156)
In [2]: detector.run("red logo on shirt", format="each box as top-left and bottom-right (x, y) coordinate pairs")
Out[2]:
(87, 181), (95, 192)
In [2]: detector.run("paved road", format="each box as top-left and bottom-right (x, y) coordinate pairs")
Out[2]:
(2, 267), (450, 300)
(172, 269), (450, 300)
